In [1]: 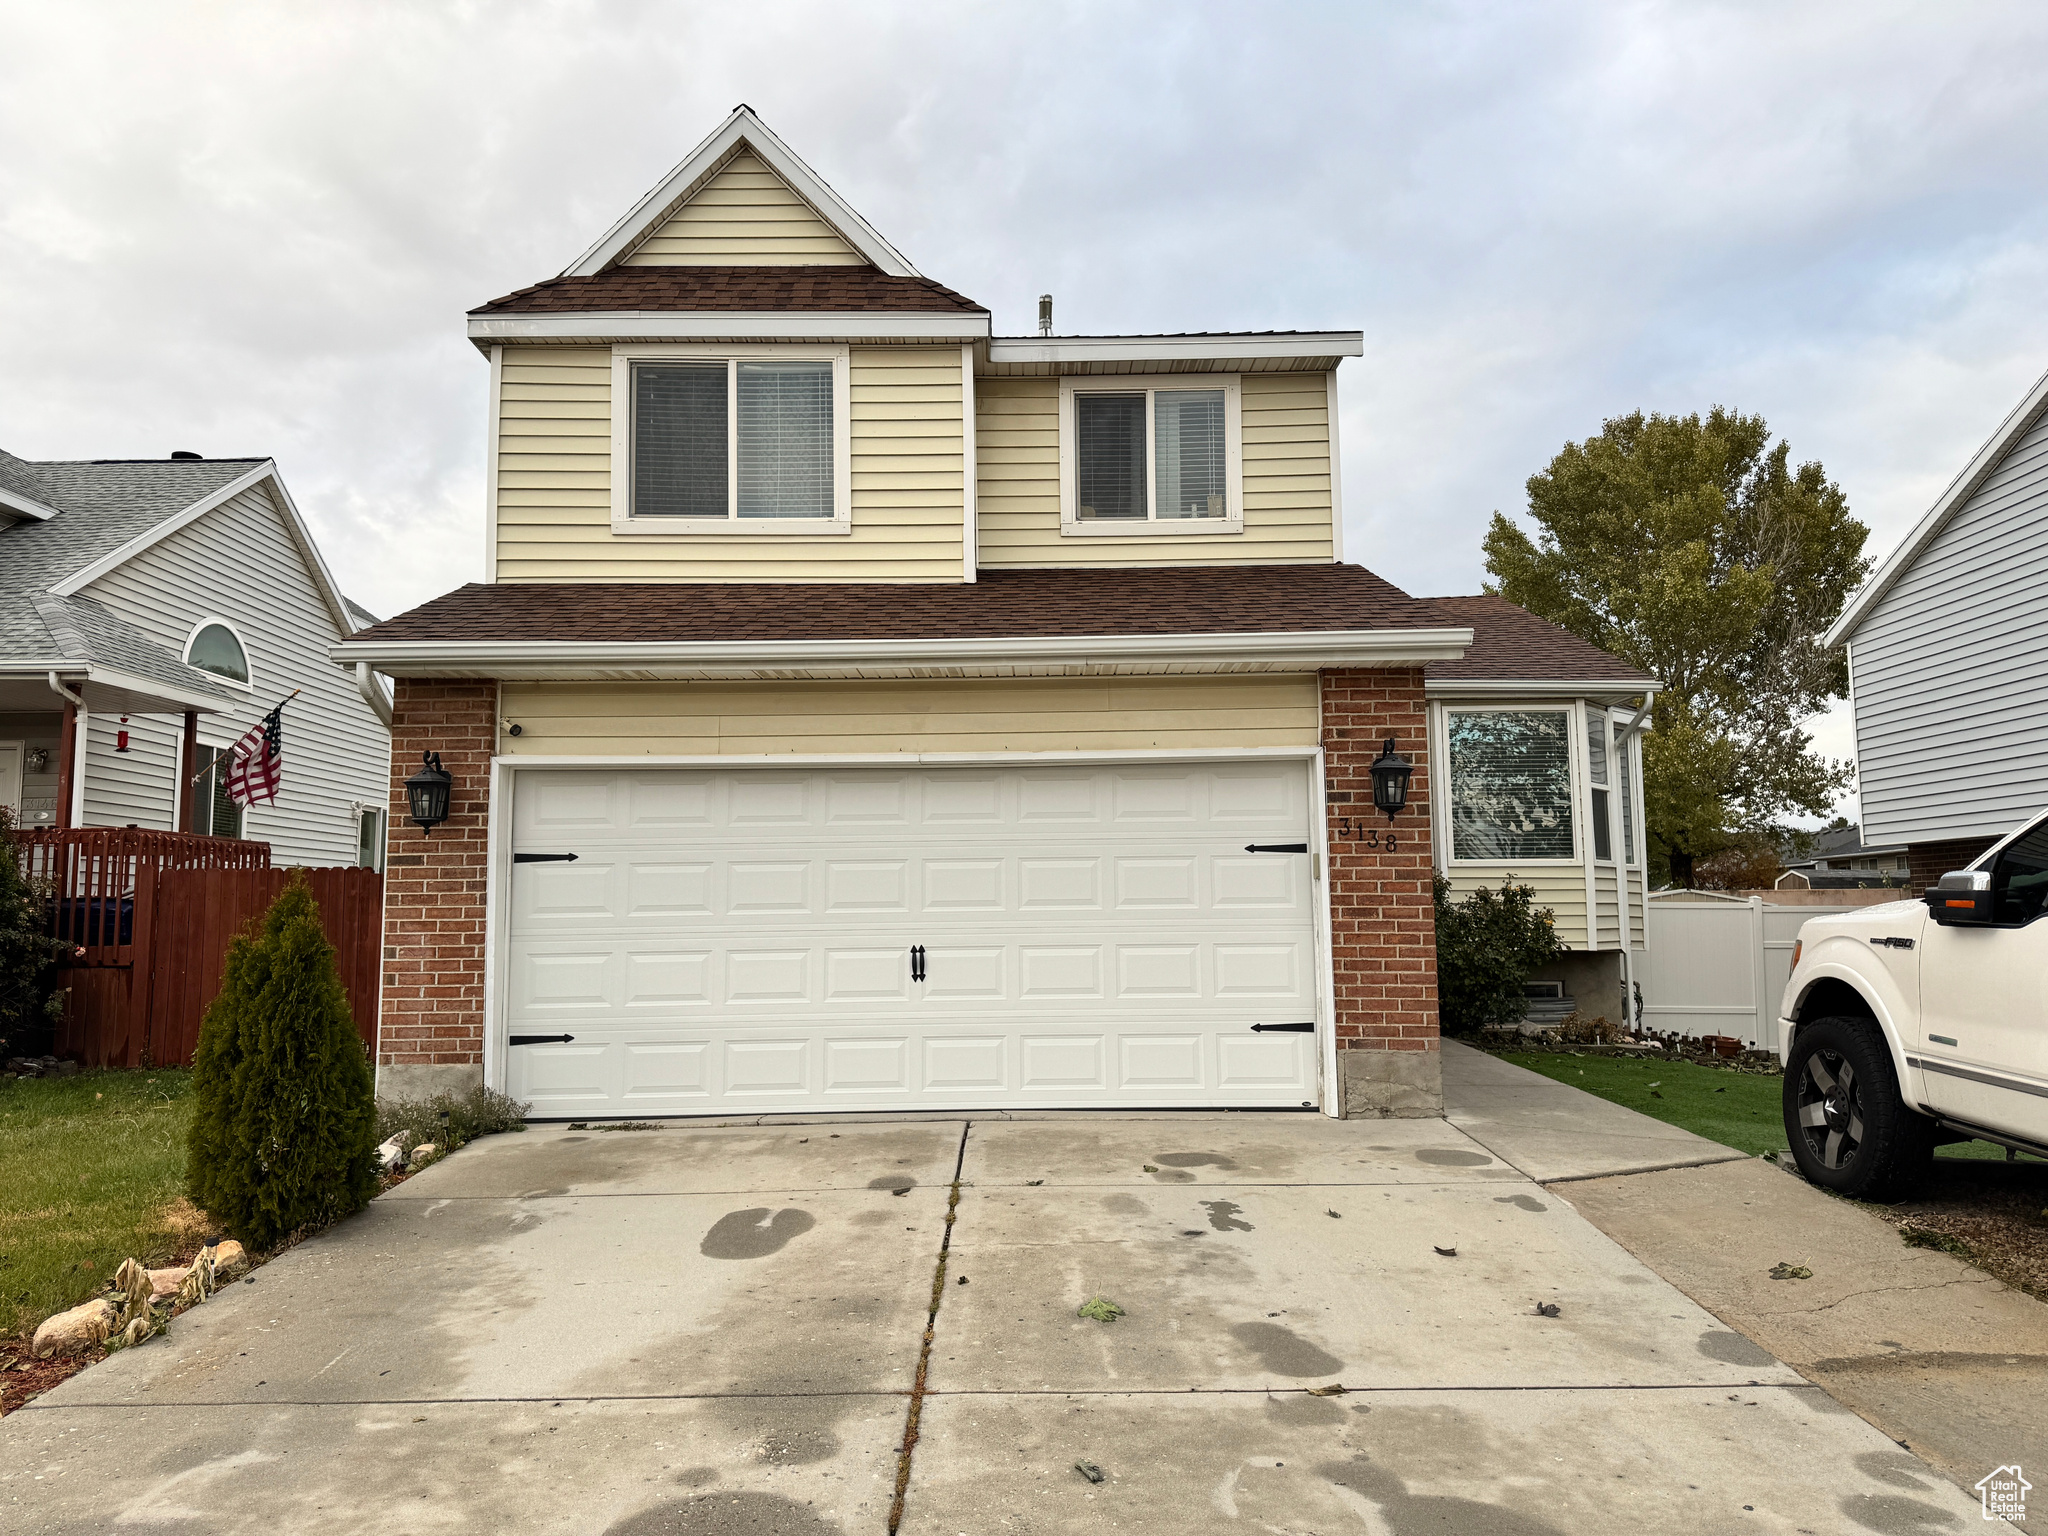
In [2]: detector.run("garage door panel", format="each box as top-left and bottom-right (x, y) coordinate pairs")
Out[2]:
(505, 762), (1323, 1114)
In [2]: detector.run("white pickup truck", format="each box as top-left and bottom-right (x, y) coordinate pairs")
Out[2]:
(1777, 808), (2048, 1197)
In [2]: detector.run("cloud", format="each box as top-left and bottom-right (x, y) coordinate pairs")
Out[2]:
(4, 2), (2046, 830)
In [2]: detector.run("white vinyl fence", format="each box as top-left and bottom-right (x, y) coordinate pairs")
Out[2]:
(1639, 893), (1866, 1055)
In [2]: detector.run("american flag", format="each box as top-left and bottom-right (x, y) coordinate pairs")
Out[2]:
(224, 700), (286, 807)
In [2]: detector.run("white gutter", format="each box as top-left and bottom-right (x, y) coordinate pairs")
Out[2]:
(988, 332), (1363, 365)
(355, 662), (394, 728)
(46, 671), (84, 709)
(333, 626), (1475, 677)
(468, 311), (991, 344)
(1427, 677), (1662, 699)
(4, 663), (228, 714)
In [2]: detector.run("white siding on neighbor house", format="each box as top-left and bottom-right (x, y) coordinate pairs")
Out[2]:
(491, 344), (966, 582)
(77, 482), (389, 866)
(1851, 406), (2048, 847)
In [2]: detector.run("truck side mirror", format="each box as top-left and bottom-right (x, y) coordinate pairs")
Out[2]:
(1926, 869), (1993, 925)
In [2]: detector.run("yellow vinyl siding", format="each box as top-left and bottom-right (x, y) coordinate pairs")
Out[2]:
(498, 675), (1320, 757)
(492, 345), (966, 583)
(975, 371), (1335, 567)
(622, 152), (863, 266)
(1439, 865), (1591, 952)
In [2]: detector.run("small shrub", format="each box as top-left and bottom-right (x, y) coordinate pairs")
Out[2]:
(186, 872), (378, 1249)
(0, 806), (71, 1058)
(374, 1085), (529, 1155)
(1433, 874), (1565, 1034)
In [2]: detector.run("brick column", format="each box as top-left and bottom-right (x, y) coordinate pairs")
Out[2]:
(1321, 667), (1441, 1117)
(378, 678), (494, 1101)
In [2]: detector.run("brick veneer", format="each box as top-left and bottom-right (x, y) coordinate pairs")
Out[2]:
(1320, 667), (1442, 1116)
(1907, 835), (1999, 894)
(378, 678), (494, 1098)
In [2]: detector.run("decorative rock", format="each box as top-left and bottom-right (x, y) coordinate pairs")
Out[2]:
(209, 1239), (249, 1278)
(409, 1142), (439, 1168)
(146, 1265), (189, 1299)
(32, 1297), (118, 1359)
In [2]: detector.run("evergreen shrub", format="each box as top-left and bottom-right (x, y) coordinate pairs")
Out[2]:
(1433, 873), (1565, 1034)
(186, 872), (377, 1248)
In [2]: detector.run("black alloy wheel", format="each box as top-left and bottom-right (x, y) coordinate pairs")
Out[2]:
(1792, 1047), (1863, 1173)
(1781, 1015), (1932, 1200)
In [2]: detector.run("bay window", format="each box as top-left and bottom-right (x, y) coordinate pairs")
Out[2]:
(1445, 709), (1575, 862)
(612, 346), (851, 531)
(1061, 375), (1242, 534)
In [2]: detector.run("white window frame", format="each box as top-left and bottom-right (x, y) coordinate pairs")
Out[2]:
(183, 616), (254, 692)
(610, 343), (853, 535)
(1058, 373), (1244, 537)
(1438, 703), (1582, 867)
(1608, 707), (1646, 871)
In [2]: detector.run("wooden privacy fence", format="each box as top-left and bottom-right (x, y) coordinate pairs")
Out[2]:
(18, 830), (382, 1068)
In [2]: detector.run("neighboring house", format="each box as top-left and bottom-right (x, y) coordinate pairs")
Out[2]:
(337, 106), (1648, 1117)
(1425, 596), (1658, 1027)
(1827, 365), (2048, 888)
(0, 450), (392, 867)
(1773, 823), (1910, 890)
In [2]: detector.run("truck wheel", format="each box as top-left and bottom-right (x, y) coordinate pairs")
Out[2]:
(1783, 1016), (1933, 1200)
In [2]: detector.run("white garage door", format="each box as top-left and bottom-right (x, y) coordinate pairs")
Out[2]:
(503, 761), (1322, 1116)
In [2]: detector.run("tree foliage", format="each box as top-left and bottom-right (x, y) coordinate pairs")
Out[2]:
(1433, 875), (1565, 1034)
(1484, 408), (1869, 884)
(0, 807), (70, 1057)
(186, 873), (377, 1249)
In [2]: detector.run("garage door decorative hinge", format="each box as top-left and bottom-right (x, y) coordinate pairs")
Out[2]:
(1252, 1021), (1314, 1033)
(1244, 843), (1309, 854)
(513, 852), (579, 864)
(508, 1034), (575, 1046)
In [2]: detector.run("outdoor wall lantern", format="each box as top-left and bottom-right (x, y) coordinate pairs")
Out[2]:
(1369, 736), (1413, 821)
(405, 751), (452, 834)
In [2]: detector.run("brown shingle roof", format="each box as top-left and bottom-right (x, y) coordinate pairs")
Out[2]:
(349, 565), (1449, 646)
(1424, 595), (1654, 685)
(472, 266), (986, 316)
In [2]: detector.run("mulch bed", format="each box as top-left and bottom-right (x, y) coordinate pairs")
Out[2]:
(1867, 1154), (2048, 1304)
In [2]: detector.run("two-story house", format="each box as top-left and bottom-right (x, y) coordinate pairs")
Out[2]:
(338, 107), (1654, 1116)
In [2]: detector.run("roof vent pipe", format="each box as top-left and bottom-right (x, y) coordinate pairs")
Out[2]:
(1038, 294), (1053, 337)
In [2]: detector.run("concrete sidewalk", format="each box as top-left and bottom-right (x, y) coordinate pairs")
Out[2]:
(1442, 1037), (1753, 1181)
(0, 1112), (2001, 1533)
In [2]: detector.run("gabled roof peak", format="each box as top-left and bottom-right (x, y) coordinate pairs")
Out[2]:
(564, 105), (921, 280)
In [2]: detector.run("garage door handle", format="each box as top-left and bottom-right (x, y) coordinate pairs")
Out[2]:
(1251, 1022), (1314, 1033)
(1244, 843), (1309, 854)
(513, 853), (578, 864)
(508, 1034), (576, 1046)
(910, 944), (926, 982)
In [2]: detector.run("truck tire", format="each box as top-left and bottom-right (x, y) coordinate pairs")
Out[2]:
(1783, 1016), (1933, 1200)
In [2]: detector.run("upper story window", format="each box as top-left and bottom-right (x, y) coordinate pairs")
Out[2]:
(185, 621), (250, 685)
(1446, 708), (1575, 862)
(1059, 375), (1242, 536)
(611, 345), (852, 534)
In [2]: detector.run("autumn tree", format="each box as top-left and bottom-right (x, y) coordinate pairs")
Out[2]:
(1484, 408), (1868, 886)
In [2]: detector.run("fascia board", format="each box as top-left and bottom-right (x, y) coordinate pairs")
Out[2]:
(469, 311), (990, 343)
(1826, 362), (2048, 647)
(1427, 677), (1660, 696)
(48, 460), (277, 597)
(988, 333), (1364, 365)
(0, 662), (231, 713)
(563, 107), (921, 279)
(333, 625), (1476, 673)
(0, 486), (60, 521)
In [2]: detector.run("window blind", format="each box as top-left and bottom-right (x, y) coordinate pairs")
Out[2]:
(634, 364), (728, 517)
(1585, 715), (1608, 786)
(1155, 389), (1226, 518)
(737, 360), (833, 519)
(1076, 393), (1147, 519)
(1447, 711), (1574, 861)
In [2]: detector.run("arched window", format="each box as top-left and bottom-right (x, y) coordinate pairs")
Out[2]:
(186, 621), (250, 684)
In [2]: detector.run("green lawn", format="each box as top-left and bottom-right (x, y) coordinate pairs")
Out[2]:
(1493, 1049), (2023, 1162)
(0, 1069), (211, 1340)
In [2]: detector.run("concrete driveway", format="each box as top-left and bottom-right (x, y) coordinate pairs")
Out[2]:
(1, 1113), (1998, 1533)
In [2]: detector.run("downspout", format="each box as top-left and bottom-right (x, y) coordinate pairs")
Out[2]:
(48, 672), (85, 830)
(1613, 689), (1656, 1030)
(356, 663), (394, 729)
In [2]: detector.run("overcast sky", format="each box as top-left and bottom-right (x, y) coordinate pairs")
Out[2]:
(8, 2), (2048, 819)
